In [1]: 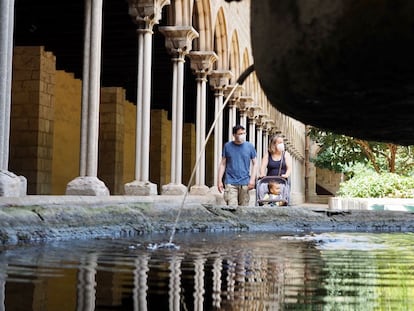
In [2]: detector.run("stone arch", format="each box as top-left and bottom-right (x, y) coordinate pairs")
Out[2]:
(192, 0), (213, 51)
(229, 31), (240, 83)
(166, 0), (193, 25)
(242, 48), (252, 94)
(252, 71), (260, 106)
(213, 8), (228, 69)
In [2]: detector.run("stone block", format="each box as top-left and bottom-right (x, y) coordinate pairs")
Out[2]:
(66, 176), (110, 196)
(0, 170), (27, 197)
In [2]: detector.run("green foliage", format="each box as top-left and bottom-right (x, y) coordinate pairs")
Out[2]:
(308, 128), (367, 174)
(307, 127), (414, 177)
(308, 127), (414, 198)
(337, 168), (414, 198)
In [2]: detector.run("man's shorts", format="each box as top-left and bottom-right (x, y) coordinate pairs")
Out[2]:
(224, 184), (250, 206)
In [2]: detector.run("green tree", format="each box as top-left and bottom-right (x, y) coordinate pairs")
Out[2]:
(307, 127), (414, 176)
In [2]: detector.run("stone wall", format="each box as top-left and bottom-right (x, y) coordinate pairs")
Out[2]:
(150, 109), (171, 189)
(123, 99), (136, 185)
(316, 167), (342, 195)
(99, 87), (126, 194)
(183, 123), (196, 186)
(11, 46), (56, 194)
(52, 70), (81, 194)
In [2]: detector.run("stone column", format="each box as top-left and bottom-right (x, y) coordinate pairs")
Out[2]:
(124, 0), (170, 196)
(187, 51), (217, 195)
(208, 70), (232, 191)
(224, 85), (243, 141)
(238, 96), (253, 134)
(247, 105), (260, 147)
(264, 119), (275, 153)
(0, 0), (27, 196)
(66, 0), (109, 195)
(255, 118), (265, 169)
(263, 122), (270, 156)
(159, 26), (198, 195)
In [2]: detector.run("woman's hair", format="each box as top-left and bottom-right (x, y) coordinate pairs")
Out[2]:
(268, 134), (284, 153)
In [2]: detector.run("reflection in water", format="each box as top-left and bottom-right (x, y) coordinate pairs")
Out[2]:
(133, 255), (149, 311)
(77, 254), (97, 311)
(194, 255), (206, 311)
(212, 255), (222, 309)
(0, 232), (414, 310)
(168, 255), (182, 311)
(0, 263), (5, 311)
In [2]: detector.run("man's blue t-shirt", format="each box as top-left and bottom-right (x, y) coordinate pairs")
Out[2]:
(222, 141), (256, 185)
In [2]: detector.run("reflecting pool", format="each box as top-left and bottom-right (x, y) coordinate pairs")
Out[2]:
(1, 231), (414, 310)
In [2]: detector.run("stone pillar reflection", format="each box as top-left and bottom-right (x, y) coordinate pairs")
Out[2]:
(133, 254), (149, 311)
(0, 0), (27, 197)
(168, 256), (182, 311)
(77, 253), (98, 311)
(193, 256), (206, 311)
(212, 256), (223, 309)
(226, 259), (236, 301)
(125, 0), (170, 196)
(0, 264), (5, 311)
(188, 51), (217, 194)
(159, 26), (198, 195)
(209, 70), (232, 189)
(66, 0), (109, 196)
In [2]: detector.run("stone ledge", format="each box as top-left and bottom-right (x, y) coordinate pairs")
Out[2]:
(329, 197), (414, 212)
(2, 195), (414, 246)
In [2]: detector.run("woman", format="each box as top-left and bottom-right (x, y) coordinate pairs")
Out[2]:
(259, 134), (292, 179)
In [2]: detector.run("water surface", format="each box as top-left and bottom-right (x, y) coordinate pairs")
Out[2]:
(1, 232), (413, 310)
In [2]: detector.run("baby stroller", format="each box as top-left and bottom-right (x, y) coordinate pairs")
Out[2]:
(256, 176), (290, 206)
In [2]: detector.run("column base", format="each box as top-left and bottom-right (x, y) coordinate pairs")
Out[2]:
(0, 170), (27, 197)
(161, 183), (187, 195)
(66, 176), (110, 196)
(124, 180), (158, 196)
(189, 184), (210, 195)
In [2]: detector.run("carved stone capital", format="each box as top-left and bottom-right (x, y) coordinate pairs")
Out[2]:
(256, 113), (269, 127)
(238, 95), (254, 111)
(224, 84), (244, 101)
(247, 105), (261, 119)
(209, 70), (233, 89)
(264, 119), (275, 132)
(128, 0), (170, 29)
(269, 127), (281, 137)
(159, 26), (199, 57)
(188, 51), (218, 75)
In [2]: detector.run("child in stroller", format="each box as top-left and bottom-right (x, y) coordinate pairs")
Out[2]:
(256, 176), (289, 206)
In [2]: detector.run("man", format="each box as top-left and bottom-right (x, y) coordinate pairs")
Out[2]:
(217, 125), (258, 206)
